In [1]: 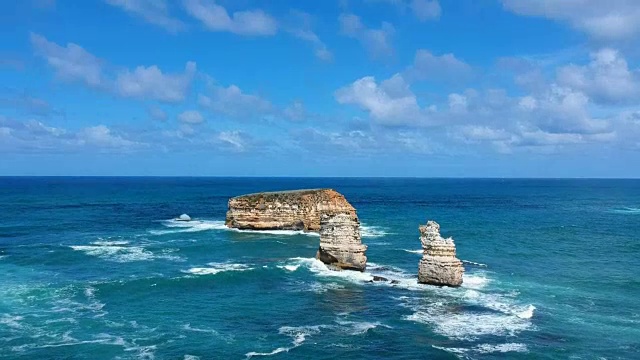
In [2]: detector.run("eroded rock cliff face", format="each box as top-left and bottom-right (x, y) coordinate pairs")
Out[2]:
(225, 189), (357, 232)
(317, 213), (367, 271)
(418, 221), (464, 287)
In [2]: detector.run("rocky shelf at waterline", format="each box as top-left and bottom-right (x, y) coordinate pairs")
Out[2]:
(225, 189), (357, 232)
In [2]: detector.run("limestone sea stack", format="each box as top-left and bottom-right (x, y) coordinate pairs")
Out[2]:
(417, 221), (464, 287)
(225, 189), (357, 232)
(317, 213), (367, 271)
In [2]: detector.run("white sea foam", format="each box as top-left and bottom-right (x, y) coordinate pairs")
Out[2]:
(405, 308), (533, 340)
(70, 240), (181, 263)
(153, 219), (322, 237)
(277, 264), (300, 272)
(0, 314), (24, 329)
(360, 225), (391, 238)
(610, 207), (640, 215)
(11, 332), (127, 352)
(246, 325), (321, 358)
(517, 305), (536, 319)
(307, 282), (345, 293)
(287, 258), (375, 283)
(476, 343), (528, 353)
(402, 249), (423, 254)
(150, 220), (228, 235)
(70, 244), (155, 262)
(335, 320), (391, 335)
(245, 347), (289, 358)
(91, 240), (130, 246)
(154, 219), (392, 240)
(182, 324), (219, 335)
(461, 274), (490, 290)
(183, 263), (253, 276)
(184, 356), (201, 360)
(462, 260), (488, 267)
(180, 323), (233, 342)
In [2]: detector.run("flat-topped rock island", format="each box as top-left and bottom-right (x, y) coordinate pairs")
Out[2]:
(226, 188), (367, 271)
(225, 189), (357, 232)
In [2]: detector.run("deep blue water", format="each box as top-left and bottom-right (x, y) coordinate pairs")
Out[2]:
(0, 177), (639, 359)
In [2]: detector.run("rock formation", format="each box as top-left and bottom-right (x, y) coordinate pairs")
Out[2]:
(316, 213), (367, 271)
(417, 221), (464, 287)
(225, 189), (357, 232)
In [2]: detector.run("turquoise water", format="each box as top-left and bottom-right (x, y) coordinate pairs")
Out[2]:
(1, 177), (639, 359)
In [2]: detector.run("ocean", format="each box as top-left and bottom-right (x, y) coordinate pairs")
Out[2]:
(0, 177), (638, 359)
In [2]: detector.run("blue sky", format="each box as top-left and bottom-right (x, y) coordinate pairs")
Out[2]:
(1, 0), (640, 177)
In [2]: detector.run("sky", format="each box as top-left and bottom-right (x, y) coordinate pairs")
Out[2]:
(1, 0), (640, 177)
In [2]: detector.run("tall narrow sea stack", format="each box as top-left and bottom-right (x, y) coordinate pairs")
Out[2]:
(317, 213), (367, 271)
(417, 221), (464, 287)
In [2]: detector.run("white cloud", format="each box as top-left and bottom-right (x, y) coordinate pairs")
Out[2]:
(335, 74), (431, 126)
(0, 117), (145, 152)
(410, 0), (441, 21)
(458, 125), (512, 142)
(198, 84), (273, 119)
(104, 0), (185, 33)
(183, 0), (277, 36)
(448, 93), (468, 113)
(24, 119), (66, 137)
(216, 131), (250, 152)
(147, 106), (167, 121)
(283, 101), (306, 121)
(502, 0), (640, 40)
(32, 34), (197, 103)
(368, 0), (441, 21)
(556, 48), (640, 104)
(30, 33), (104, 87)
(178, 110), (204, 124)
(339, 13), (395, 58)
(115, 61), (196, 103)
(77, 125), (142, 149)
(406, 49), (473, 82)
(287, 10), (332, 61)
(529, 85), (610, 135)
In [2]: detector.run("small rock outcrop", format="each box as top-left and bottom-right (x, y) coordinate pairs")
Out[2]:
(225, 189), (357, 232)
(417, 221), (463, 287)
(316, 213), (367, 271)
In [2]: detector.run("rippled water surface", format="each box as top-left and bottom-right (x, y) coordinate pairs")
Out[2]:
(1, 177), (639, 359)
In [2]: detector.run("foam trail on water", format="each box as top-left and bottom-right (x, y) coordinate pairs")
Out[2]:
(433, 343), (528, 355)
(610, 207), (640, 215)
(245, 325), (321, 358)
(402, 249), (423, 255)
(462, 260), (488, 267)
(153, 219), (320, 237)
(183, 263), (253, 276)
(335, 320), (391, 335)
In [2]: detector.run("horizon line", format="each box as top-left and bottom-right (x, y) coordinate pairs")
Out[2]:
(1, 175), (639, 180)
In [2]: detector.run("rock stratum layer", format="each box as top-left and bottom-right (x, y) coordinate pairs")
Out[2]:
(225, 189), (357, 232)
(417, 221), (464, 287)
(317, 213), (367, 271)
